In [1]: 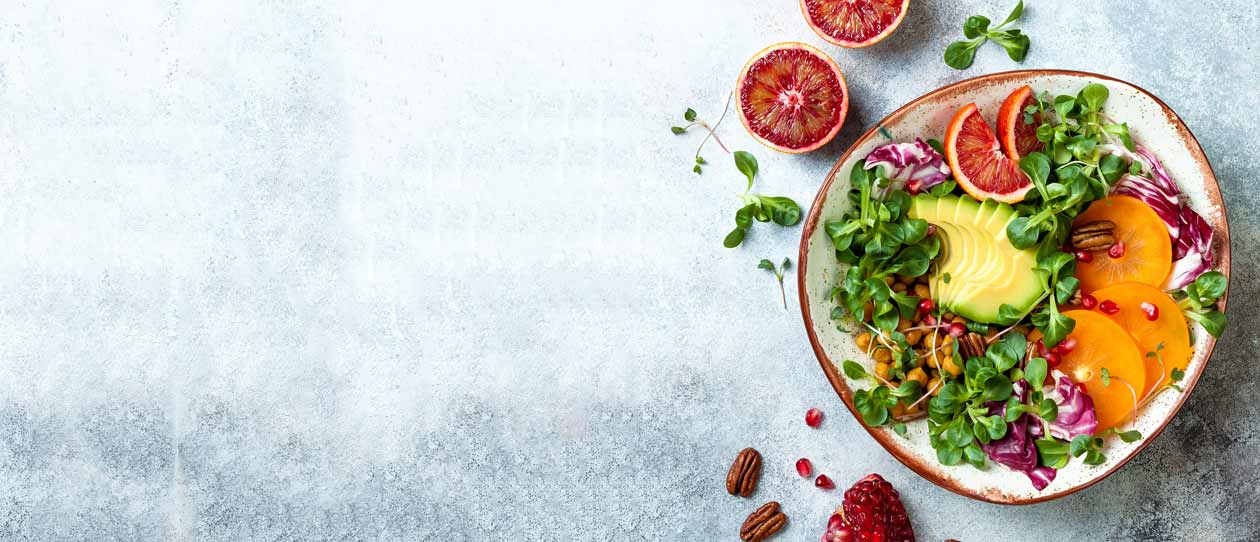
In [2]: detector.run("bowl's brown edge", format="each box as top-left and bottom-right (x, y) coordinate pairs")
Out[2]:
(796, 69), (1230, 505)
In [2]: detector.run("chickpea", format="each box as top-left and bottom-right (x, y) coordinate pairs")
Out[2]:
(883, 276), (895, 286)
(892, 282), (907, 293)
(925, 352), (939, 368)
(913, 311), (923, 323)
(914, 284), (931, 299)
(897, 318), (912, 332)
(906, 403), (921, 415)
(942, 353), (963, 376)
(856, 332), (873, 351)
(875, 362), (891, 380)
(942, 312), (955, 321)
(862, 302), (874, 321)
(941, 344), (954, 358)
(905, 329), (923, 346)
(891, 403), (906, 417)
(907, 367), (928, 387)
(873, 348), (893, 364)
(928, 376), (942, 396)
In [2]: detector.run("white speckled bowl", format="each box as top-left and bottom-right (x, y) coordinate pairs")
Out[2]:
(797, 70), (1230, 504)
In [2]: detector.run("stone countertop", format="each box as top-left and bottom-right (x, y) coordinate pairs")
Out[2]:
(1, 1), (1256, 541)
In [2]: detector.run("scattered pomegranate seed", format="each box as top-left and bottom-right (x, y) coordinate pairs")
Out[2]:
(815, 474), (836, 490)
(1141, 301), (1159, 321)
(926, 224), (937, 236)
(1055, 337), (1078, 355)
(842, 474), (915, 542)
(925, 313), (938, 326)
(1074, 250), (1094, 263)
(948, 321), (966, 337)
(1100, 299), (1120, 315)
(1081, 293), (1098, 309)
(1108, 241), (1126, 258)
(806, 408), (824, 428)
(1044, 351), (1061, 367)
(796, 458), (813, 478)
(917, 298), (935, 313)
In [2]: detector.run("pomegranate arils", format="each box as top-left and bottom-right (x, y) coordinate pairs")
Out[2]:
(815, 474), (835, 490)
(1074, 250), (1094, 263)
(1081, 293), (1098, 309)
(821, 513), (856, 542)
(806, 407), (824, 428)
(907, 180), (922, 195)
(917, 298), (935, 313)
(948, 321), (966, 337)
(1055, 337), (1078, 355)
(842, 474), (915, 542)
(1100, 299), (1120, 315)
(926, 224), (937, 236)
(1044, 351), (1061, 367)
(924, 313), (937, 326)
(1108, 241), (1126, 258)
(1141, 301), (1159, 321)
(797, 458), (814, 478)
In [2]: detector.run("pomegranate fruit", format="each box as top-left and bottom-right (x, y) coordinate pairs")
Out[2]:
(841, 474), (915, 542)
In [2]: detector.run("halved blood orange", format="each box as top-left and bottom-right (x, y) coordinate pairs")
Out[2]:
(1058, 310), (1147, 431)
(943, 103), (1033, 203)
(736, 42), (849, 154)
(799, 0), (911, 48)
(996, 85), (1043, 162)
(1090, 283), (1192, 398)
(1073, 196), (1173, 293)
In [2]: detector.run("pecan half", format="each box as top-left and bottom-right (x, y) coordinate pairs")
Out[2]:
(740, 501), (787, 542)
(959, 332), (987, 359)
(726, 447), (762, 497)
(1072, 220), (1116, 251)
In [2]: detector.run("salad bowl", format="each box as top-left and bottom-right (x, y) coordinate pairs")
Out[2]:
(797, 70), (1230, 504)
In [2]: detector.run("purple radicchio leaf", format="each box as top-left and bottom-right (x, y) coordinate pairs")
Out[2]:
(981, 380), (1050, 488)
(1166, 204), (1215, 289)
(863, 138), (949, 195)
(1040, 370), (1098, 441)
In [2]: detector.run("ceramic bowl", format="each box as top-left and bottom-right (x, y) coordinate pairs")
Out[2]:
(797, 70), (1230, 504)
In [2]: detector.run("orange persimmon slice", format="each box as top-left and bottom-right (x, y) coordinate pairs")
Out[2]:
(1057, 310), (1147, 431)
(1090, 282), (1192, 398)
(1072, 196), (1172, 293)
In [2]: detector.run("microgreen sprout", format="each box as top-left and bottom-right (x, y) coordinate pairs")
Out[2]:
(670, 93), (733, 174)
(758, 257), (792, 309)
(723, 151), (802, 248)
(1172, 270), (1228, 338)
(944, 1), (1029, 70)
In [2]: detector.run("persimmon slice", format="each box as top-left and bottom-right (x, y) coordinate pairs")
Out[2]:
(1073, 196), (1173, 293)
(1090, 283), (1192, 398)
(1058, 310), (1147, 431)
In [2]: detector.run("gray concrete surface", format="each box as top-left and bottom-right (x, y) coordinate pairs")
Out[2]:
(0, 1), (1257, 540)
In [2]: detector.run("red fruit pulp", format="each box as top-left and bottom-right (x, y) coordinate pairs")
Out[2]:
(806, 407), (824, 428)
(842, 474), (915, 542)
(821, 513), (856, 542)
(797, 458), (814, 478)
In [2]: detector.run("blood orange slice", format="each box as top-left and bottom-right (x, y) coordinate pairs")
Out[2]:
(799, 0), (911, 48)
(943, 103), (1032, 203)
(997, 85), (1043, 162)
(736, 42), (849, 154)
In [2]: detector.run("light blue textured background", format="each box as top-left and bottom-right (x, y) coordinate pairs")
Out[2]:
(0, 1), (1256, 541)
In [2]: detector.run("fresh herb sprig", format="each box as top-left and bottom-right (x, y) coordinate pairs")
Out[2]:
(1173, 270), (1228, 337)
(724, 151), (802, 248)
(759, 257), (792, 309)
(944, 1), (1030, 70)
(825, 161), (942, 332)
(671, 94), (733, 174)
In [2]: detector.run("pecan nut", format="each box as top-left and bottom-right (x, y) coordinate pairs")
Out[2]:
(959, 332), (987, 359)
(726, 447), (762, 497)
(1071, 220), (1116, 251)
(740, 501), (787, 542)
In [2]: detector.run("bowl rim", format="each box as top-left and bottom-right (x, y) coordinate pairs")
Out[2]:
(796, 69), (1231, 505)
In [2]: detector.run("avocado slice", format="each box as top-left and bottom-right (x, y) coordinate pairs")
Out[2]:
(909, 195), (1047, 323)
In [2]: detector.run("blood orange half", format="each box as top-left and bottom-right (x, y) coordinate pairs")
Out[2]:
(997, 85), (1044, 162)
(943, 103), (1032, 203)
(736, 42), (849, 154)
(800, 0), (911, 48)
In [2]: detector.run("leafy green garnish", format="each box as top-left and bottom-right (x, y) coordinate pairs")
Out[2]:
(724, 151), (802, 248)
(1070, 434), (1107, 465)
(944, 1), (1029, 70)
(1173, 270), (1228, 338)
(671, 95), (733, 174)
(758, 257), (792, 309)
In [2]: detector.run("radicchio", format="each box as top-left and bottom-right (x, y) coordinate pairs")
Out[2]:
(863, 138), (949, 194)
(1109, 146), (1214, 289)
(982, 380), (1057, 490)
(1036, 370), (1099, 441)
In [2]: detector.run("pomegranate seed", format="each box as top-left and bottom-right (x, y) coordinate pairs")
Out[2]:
(822, 513), (855, 542)
(796, 458), (813, 478)
(842, 474), (915, 542)
(1055, 337), (1078, 355)
(1100, 299), (1120, 315)
(815, 474), (835, 490)
(1081, 293), (1098, 309)
(1035, 340), (1049, 356)
(907, 180), (922, 195)
(926, 224), (937, 236)
(806, 408), (823, 428)
(948, 321), (966, 337)
(1074, 250), (1094, 263)
(1108, 241), (1126, 258)
(917, 298), (935, 313)
(925, 313), (937, 326)
(1141, 301), (1159, 321)
(1044, 351), (1061, 367)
